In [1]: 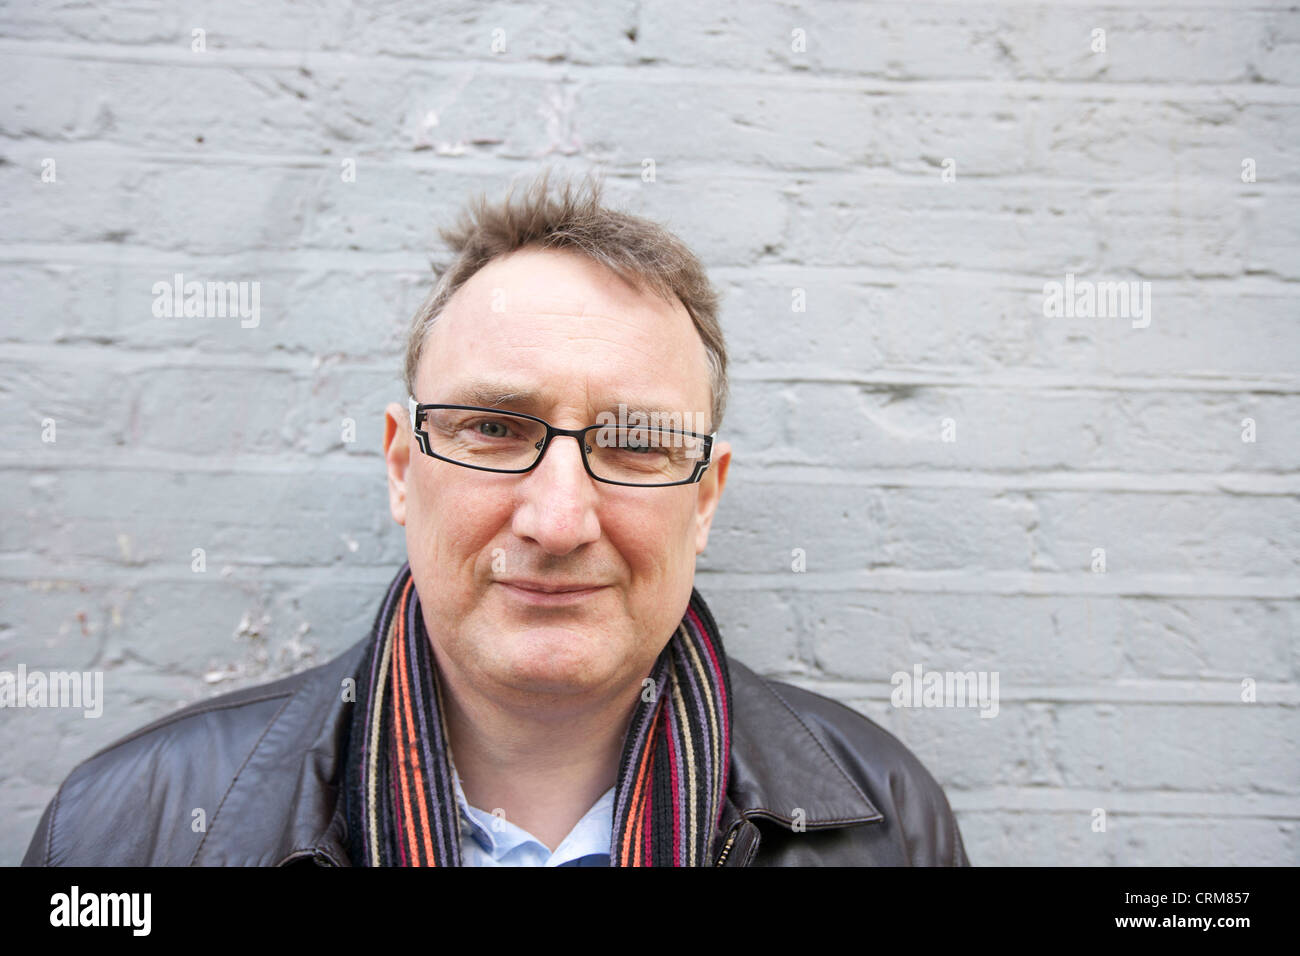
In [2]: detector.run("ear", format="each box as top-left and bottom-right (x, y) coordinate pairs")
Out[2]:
(383, 402), (411, 526)
(693, 439), (731, 554)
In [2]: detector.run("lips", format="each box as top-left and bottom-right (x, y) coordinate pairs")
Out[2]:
(500, 580), (603, 593)
(497, 580), (608, 605)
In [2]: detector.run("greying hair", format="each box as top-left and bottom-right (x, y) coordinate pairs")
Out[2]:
(403, 168), (728, 432)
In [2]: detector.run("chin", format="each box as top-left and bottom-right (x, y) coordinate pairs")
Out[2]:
(496, 629), (618, 697)
(492, 664), (611, 703)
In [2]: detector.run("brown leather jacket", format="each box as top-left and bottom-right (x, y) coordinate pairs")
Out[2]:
(22, 637), (971, 867)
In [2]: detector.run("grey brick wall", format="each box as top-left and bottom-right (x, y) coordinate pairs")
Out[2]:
(2, 0), (1297, 866)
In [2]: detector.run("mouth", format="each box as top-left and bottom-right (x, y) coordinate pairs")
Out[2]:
(497, 581), (608, 606)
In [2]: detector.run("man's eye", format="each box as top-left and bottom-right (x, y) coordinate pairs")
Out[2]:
(621, 432), (672, 454)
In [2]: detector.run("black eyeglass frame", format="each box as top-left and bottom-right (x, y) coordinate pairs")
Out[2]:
(408, 397), (717, 488)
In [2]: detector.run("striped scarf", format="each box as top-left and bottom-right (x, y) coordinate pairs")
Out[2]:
(343, 561), (733, 866)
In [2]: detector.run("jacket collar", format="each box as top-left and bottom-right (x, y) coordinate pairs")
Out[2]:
(725, 657), (881, 830)
(195, 634), (880, 866)
(192, 638), (363, 866)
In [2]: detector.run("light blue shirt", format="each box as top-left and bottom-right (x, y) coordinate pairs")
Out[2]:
(450, 762), (615, 866)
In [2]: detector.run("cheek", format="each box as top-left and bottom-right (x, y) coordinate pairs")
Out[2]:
(410, 474), (513, 566)
(605, 495), (698, 572)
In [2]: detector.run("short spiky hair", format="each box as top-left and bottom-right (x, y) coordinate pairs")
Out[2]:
(403, 168), (728, 432)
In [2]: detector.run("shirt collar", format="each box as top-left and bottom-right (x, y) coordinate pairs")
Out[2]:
(450, 761), (615, 866)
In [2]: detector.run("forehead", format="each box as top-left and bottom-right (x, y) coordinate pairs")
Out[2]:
(418, 246), (712, 417)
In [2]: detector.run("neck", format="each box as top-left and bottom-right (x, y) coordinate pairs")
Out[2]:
(430, 647), (643, 854)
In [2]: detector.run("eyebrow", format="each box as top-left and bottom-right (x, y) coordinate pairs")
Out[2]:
(442, 380), (686, 418)
(449, 382), (539, 409)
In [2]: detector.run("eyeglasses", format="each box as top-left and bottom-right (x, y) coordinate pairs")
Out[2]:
(408, 397), (717, 487)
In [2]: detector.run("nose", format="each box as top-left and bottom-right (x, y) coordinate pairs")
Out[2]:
(510, 432), (602, 555)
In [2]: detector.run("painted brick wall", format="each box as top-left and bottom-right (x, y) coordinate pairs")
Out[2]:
(1, 0), (1297, 865)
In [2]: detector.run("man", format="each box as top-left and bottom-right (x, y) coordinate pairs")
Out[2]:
(22, 171), (969, 866)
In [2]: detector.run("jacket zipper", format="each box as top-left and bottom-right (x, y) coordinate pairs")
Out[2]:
(713, 826), (740, 866)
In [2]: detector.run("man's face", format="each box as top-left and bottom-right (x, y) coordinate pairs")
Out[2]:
(383, 245), (731, 709)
